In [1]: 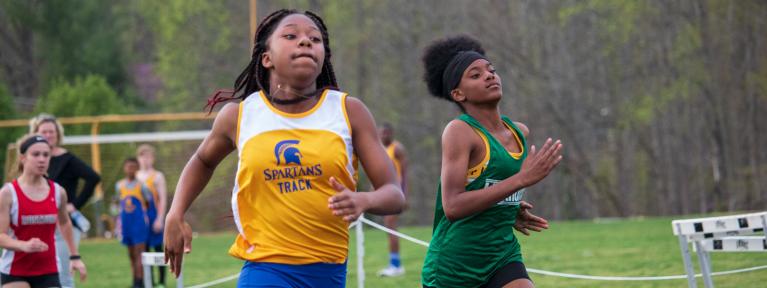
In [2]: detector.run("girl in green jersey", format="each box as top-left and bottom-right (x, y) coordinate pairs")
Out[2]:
(421, 35), (563, 288)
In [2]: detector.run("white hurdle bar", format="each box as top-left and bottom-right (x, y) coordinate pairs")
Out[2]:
(698, 236), (767, 252)
(141, 252), (183, 288)
(672, 212), (767, 288)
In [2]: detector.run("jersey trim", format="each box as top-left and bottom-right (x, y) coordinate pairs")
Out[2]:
(236, 101), (244, 149)
(258, 89), (330, 118)
(503, 122), (525, 159)
(466, 128), (491, 183)
(341, 94), (352, 137)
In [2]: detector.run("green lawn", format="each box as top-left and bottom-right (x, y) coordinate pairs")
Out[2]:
(74, 216), (766, 287)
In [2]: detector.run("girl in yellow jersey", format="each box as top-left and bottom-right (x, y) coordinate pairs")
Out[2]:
(116, 158), (154, 288)
(163, 9), (405, 288)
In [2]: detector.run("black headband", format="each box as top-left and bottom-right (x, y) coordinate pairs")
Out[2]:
(20, 135), (48, 154)
(441, 51), (487, 98)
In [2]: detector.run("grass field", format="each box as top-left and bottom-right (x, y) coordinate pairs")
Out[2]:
(74, 216), (766, 287)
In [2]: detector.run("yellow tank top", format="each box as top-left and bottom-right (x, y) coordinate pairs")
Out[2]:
(140, 171), (159, 205)
(229, 89), (356, 264)
(119, 180), (148, 212)
(385, 141), (402, 182)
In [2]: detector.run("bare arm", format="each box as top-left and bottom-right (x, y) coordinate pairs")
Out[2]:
(57, 189), (76, 255)
(0, 186), (44, 252)
(58, 187), (87, 281)
(152, 172), (168, 228)
(328, 97), (405, 220)
(165, 102), (238, 277)
(67, 156), (101, 210)
(156, 173), (167, 222)
(440, 120), (562, 221)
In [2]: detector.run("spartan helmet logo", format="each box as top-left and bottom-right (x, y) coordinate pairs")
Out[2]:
(275, 140), (303, 165)
(124, 199), (136, 213)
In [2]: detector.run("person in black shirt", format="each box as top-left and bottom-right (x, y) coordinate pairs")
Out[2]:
(31, 113), (100, 288)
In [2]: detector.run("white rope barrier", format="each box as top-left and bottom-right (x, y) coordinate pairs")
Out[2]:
(180, 216), (767, 287)
(186, 274), (240, 288)
(358, 217), (431, 247)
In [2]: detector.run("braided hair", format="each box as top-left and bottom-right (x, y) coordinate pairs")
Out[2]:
(206, 9), (339, 112)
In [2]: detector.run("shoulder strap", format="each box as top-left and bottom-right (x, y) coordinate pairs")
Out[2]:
(48, 179), (59, 208)
(117, 181), (126, 196)
(10, 180), (23, 225)
(457, 114), (499, 149)
(457, 113), (483, 130)
(11, 179), (23, 201)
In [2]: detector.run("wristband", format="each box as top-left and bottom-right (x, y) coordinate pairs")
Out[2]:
(69, 255), (81, 260)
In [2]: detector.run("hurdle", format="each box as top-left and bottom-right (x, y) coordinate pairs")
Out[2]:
(672, 212), (767, 288)
(141, 252), (183, 288)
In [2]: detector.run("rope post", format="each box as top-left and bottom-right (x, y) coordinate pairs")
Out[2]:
(142, 252), (183, 288)
(356, 215), (365, 288)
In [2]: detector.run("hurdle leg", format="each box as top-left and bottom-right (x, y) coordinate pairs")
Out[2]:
(761, 215), (767, 238)
(676, 223), (697, 288)
(143, 263), (153, 288)
(356, 215), (365, 288)
(142, 252), (182, 288)
(694, 241), (714, 288)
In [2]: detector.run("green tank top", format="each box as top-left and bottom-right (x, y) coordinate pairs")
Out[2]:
(422, 114), (528, 288)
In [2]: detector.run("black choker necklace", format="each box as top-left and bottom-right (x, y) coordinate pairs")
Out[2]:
(267, 89), (321, 105)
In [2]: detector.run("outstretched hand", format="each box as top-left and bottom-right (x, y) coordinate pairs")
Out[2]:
(518, 138), (563, 187)
(513, 201), (549, 236)
(328, 177), (369, 222)
(164, 215), (192, 278)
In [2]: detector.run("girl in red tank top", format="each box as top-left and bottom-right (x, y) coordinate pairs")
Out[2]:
(0, 135), (87, 287)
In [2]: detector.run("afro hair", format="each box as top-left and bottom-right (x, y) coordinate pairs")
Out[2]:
(421, 35), (486, 101)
